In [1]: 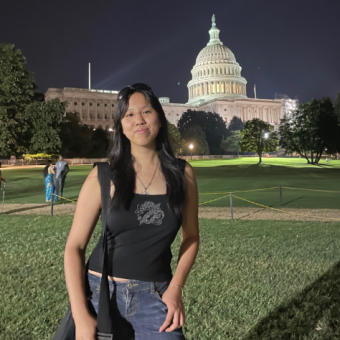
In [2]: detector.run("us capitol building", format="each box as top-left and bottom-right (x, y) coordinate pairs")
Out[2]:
(45, 15), (297, 131)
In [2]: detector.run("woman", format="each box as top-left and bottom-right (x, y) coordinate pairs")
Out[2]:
(45, 160), (57, 202)
(64, 83), (199, 340)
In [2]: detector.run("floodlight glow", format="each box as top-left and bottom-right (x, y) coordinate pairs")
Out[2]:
(264, 132), (269, 139)
(189, 144), (194, 149)
(109, 128), (113, 131)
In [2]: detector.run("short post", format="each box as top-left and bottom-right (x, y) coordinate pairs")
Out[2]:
(51, 195), (54, 216)
(230, 192), (233, 220)
(280, 185), (282, 207)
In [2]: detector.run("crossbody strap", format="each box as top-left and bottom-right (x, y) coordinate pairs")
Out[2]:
(95, 162), (112, 334)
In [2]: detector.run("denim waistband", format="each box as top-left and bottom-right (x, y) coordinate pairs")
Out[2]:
(87, 272), (169, 293)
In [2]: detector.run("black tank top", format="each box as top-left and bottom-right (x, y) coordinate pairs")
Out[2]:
(88, 159), (186, 282)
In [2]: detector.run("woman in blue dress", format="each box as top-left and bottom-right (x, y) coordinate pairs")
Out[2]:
(44, 160), (57, 202)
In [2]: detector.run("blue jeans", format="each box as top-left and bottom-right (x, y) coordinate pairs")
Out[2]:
(87, 273), (186, 340)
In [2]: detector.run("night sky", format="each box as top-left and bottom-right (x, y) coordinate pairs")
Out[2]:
(1, 0), (339, 104)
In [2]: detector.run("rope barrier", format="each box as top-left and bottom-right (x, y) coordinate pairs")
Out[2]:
(51, 193), (77, 203)
(200, 187), (280, 195)
(282, 186), (340, 193)
(200, 186), (340, 195)
(199, 194), (230, 206)
(232, 194), (340, 221)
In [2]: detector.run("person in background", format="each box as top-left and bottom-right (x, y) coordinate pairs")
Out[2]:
(45, 160), (57, 202)
(0, 162), (5, 190)
(54, 155), (69, 200)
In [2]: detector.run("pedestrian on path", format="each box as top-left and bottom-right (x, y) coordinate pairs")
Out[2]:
(54, 155), (69, 200)
(0, 162), (6, 190)
(44, 160), (57, 202)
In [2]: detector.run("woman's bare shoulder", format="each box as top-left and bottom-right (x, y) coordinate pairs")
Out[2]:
(87, 165), (99, 178)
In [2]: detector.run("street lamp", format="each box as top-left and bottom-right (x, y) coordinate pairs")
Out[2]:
(189, 144), (194, 160)
(263, 132), (269, 139)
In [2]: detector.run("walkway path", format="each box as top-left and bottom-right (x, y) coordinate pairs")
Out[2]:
(1, 203), (339, 221)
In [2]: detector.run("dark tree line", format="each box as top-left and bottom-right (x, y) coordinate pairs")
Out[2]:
(279, 96), (340, 164)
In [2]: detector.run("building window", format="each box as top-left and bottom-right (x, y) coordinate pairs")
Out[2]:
(90, 103), (92, 106)
(105, 114), (108, 119)
(105, 104), (107, 107)
(112, 104), (114, 107)
(176, 114), (179, 116)
(97, 103), (100, 106)
(82, 103), (85, 106)
(224, 109), (227, 111)
(74, 102), (77, 105)
(112, 114), (114, 119)
(168, 113), (171, 116)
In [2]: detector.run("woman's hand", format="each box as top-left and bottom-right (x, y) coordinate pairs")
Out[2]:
(159, 286), (185, 333)
(75, 313), (97, 340)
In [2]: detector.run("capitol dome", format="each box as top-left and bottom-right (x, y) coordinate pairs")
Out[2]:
(187, 15), (247, 104)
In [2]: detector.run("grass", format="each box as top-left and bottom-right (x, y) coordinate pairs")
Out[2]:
(2, 158), (340, 209)
(1, 215), (340, 339)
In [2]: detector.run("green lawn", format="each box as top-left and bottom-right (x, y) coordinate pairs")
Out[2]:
(0, 215), (339, 339)
(2, 158), (340, 209)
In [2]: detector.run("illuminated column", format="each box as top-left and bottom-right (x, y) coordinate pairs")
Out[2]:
(201, 83), (203, 96)
(219, 81), (221, 94)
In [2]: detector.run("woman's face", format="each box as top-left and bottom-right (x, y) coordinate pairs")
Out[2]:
(121, 92), (161, 148)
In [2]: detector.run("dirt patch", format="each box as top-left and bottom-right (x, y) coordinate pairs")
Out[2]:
(199, 207), (340, 221)
(1, 203), (76, 216)
(1, 204), (339, 221)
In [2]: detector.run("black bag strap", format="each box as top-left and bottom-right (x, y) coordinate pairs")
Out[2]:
(95, 162), (112, 334)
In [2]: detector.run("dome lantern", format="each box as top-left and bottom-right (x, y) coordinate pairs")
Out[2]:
(208, 14), (223, 46)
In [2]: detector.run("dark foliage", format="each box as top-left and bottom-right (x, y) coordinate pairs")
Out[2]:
(178, 109), (227, 154)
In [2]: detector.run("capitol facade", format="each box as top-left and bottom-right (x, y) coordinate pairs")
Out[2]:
(45, 15), (297, 131)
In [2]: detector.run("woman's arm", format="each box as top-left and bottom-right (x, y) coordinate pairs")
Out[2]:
(64, 166), (102, 339)
(160, 162), (200, 333)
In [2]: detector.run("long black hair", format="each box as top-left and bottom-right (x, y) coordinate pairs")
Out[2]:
(108, 85), (185, 218)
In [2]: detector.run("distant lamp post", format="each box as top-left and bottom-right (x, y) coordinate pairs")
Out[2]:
(189, 144), (194, 160)
(263, 132), (269, 139)
(109, 128), (113, 132)
(93, 128), (96, 131)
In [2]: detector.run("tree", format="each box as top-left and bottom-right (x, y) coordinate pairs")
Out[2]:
(240, 118), (279, 164)
(90, 127), (111, 158)
(279, 97), (340, 164)
(181, 124), (209, 155)
(167, 121), (186, 156)
(59, 112), (93, 158)
(25, 99), (66, 155)
(221, 130), (242, 156)
(178, 109), (227, 154)
(0, 44), (37, 156)
(228, 116), (244, 133)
